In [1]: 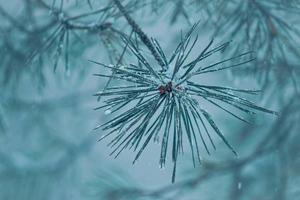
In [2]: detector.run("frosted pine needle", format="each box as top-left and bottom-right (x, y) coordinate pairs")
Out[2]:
(91, 24), (278, 182)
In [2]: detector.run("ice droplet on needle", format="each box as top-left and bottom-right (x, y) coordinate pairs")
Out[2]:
(105, 109), (112, 115)
(238, 182), (242, 190)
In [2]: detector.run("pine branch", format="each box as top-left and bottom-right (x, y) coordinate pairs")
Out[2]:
(93, 23), (278, 182)
(26, 1), (113, 72)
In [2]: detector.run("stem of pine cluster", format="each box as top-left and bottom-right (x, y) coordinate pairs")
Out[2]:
(113, 0), (166, 70)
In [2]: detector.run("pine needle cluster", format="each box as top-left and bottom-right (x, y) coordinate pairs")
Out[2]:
(92, 22), (277, 182)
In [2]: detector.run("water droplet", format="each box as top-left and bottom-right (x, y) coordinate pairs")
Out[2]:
(119, 65), (125, 70)
(159, 164), (165, 170)
(105, 109), (111, 115)
(97, 90), (104, 95)
(238, 182), (242, 190)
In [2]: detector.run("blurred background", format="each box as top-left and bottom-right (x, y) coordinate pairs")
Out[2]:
(0, 0), (299, 199)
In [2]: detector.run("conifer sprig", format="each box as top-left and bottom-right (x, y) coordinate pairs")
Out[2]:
(92, 23), (278, 182)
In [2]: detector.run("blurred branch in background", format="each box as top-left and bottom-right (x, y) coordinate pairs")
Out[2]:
(0, 0), (145, 88)
(207, 0), (300, 91)
(149, 0), (300, 92)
